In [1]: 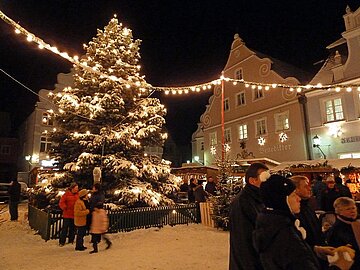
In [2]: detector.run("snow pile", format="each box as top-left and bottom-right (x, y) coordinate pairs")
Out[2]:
(0, 203), (229, 270)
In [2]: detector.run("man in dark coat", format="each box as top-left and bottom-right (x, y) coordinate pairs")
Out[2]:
(229, 162), (269, 270)
(8, 179), (21, 221)
(321, 176), (342, 212)
(291, 175), (334, 269)
(334, 176), (352, 198)
(205, 176), (217, 195)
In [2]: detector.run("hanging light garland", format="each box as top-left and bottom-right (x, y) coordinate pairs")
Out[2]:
(2, 9), (360, 95)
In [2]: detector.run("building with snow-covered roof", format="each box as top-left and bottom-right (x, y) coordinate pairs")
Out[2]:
(306, 5), (360, 160)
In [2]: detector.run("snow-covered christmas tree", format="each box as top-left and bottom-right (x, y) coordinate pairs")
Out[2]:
(35, 16), (180, 207)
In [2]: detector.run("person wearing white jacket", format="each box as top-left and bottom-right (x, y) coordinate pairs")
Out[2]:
(89, 202), (112, 254)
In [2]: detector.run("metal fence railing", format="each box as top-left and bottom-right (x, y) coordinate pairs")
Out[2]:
(28, 203), (198, 241)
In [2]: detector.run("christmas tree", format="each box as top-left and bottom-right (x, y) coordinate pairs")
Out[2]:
(208, 145), (243, 230)
(35, 17), (180, 207)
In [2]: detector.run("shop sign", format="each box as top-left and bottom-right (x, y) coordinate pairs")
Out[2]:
(341, 136), (360, 144)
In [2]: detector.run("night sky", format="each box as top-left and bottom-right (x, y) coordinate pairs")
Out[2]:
(0, 0), (359, 148)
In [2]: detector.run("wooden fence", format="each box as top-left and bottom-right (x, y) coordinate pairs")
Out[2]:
(28, 203), (199, 241)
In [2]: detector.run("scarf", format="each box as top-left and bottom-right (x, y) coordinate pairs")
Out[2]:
(337, 215), (360, 249)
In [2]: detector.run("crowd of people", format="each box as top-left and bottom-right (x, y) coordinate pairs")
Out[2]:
(58, 182), (112, 253)
(229, 162), (359, 270)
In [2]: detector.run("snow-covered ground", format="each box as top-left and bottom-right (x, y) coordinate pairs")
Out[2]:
(0, 202), (229, 270)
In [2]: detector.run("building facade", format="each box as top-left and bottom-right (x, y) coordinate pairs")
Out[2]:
(192, 6), (360, 166)
(306, 5), (360, 160)
(192, 34), (310, 166)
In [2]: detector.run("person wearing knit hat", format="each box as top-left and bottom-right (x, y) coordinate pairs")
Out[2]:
(229, 162), (269, 270)
(74, 189), (90, 251)
(253, 174), (320, 269)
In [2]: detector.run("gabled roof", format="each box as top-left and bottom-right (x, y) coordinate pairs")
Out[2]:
(255, 51), (313, 84)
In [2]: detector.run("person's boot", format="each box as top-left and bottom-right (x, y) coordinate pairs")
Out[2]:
(89, 243), (98, 254)
(105, 238), (112, 250)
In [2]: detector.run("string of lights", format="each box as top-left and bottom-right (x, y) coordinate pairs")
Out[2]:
(2, 9), (360, 95)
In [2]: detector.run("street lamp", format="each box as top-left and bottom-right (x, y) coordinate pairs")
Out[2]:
(312, 135), (327, 159)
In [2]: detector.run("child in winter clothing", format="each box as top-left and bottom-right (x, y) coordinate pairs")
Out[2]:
(89, 202), (112, 254)
(74, 189), (90, 251)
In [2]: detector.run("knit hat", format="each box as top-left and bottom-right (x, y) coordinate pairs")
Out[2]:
(78, 189), (89, 198)
(260, 174), (296, 211)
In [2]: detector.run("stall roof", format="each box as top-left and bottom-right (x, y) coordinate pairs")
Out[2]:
(271, 158), (360, 172)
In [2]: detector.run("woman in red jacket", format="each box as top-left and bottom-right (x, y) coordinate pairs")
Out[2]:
(59, 182), (79, 246)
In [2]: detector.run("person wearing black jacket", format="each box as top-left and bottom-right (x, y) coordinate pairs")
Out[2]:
(205, 176), (217, 195)
(291, 175), (333, 269)
(254, 174), (351, 270)
(229, 162), (269, 270)
(8, 179), (21, 221)
(334, 177), (352, 198)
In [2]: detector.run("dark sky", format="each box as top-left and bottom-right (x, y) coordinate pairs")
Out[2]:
(0, 0), (359, 147)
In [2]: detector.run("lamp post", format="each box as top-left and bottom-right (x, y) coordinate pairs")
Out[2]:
(312, 135), (327, 159)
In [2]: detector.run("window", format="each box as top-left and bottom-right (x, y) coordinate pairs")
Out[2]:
(0, 145), (11, 155)
(275, 111), (290, 132)
(255, 118), (267, 136)
(40, 136), (52, 153)
(325, 98), (344, 122)
(42, 112), (53, 126)
(253, 87), (264, 100)
(224, 128), (232, 143)
(238, 124), (248, 140)
(224, 98), (230, 112)
(235, 69), (243, 80)
(209, 132), (217, 146)
(236, 91), (246, 106)
(200, 141), (204, 151)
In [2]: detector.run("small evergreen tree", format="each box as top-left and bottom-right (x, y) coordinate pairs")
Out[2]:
(208, 147), (243, 230)
(35, 17), (180, 207)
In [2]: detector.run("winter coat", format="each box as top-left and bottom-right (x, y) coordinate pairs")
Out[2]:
(205, 182), (217, 195)
(194, 185), (207, 203)
(188, 183), (196, 203)
(89, 191), (105, 211)
(298, 199), (324, 248)
(335, 183), (352, 198)
(59, 190), (79, 219)
(74, 198), (90, 226)
(327, 217), (360, 270)
(8, 181), (21, 202)
(253, 209), (320, 270)
(229, 184), (264, 270)
(312, 181), (326, 209)
(321, 187), (341, 212)
(90, 208), (109, 234)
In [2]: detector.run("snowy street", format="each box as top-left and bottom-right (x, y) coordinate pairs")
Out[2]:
(0, 203), (229, 270)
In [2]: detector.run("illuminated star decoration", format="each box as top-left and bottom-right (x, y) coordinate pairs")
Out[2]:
(210, 145), (217, 155)
(224, 143), (231, 152)
(258, 137), (266, 146)
(279, 132), (288, 143)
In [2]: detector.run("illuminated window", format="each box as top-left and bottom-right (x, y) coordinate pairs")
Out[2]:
(235, 69), (243, 80)
(40, 135), (52, 153)
(238, 124), (248, 140)
(42, 112), (53, 126)
(236, 91), (246, 106)
(275, 111), (290, 131)
(325, 98), (344, 122)
(253, 88), (264, 100)
(224, 98), (230, 112)
(225, 128), (232, 143)
(255, 118), (267, 136)
(209, 132), (217, 146)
